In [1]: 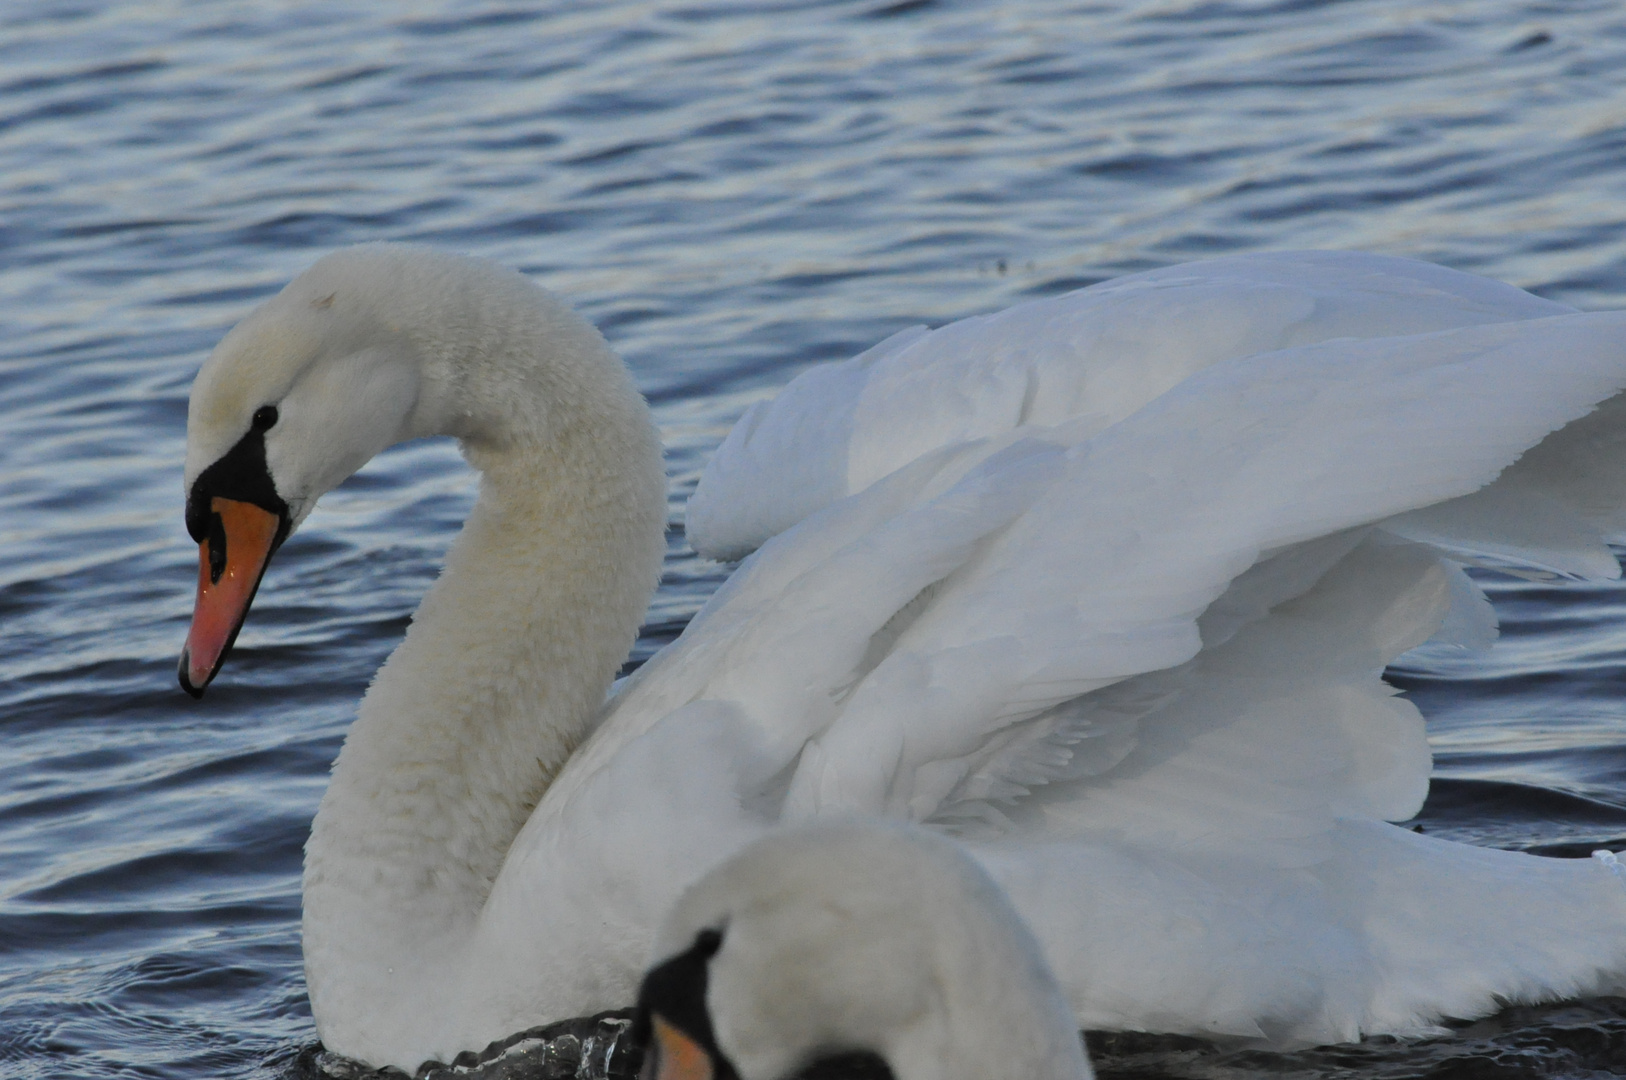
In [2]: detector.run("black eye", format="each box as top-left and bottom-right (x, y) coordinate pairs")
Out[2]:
(251, 405), (279, 432)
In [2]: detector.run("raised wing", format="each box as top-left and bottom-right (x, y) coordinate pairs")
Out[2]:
(769, 313), (1626, 836)
(511, 255), (1626, 1050)
(687, 251), (1575, 560)
(585, 302), (1626, 872)
(531, 265), (1626, 1043)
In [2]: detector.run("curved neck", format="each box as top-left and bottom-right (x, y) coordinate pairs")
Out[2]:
(301, 323), (666, 1055)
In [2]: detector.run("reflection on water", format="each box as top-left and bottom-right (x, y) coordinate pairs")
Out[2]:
(4, 1), (1626, 1077)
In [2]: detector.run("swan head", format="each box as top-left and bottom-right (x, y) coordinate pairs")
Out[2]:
(178, 244), (568, 696)
(633, 821), (1093, 1080)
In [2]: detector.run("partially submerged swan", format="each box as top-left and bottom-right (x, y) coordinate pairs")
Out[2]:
(635, 821), (1093, 1080)
(180, 245), (1626, 1072)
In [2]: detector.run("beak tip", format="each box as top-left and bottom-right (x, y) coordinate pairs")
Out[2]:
(178, 650), (208, 699)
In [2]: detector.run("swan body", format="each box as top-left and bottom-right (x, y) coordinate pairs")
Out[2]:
(179, 245), (1626, 1072)
(636, 821), (1093, 1080)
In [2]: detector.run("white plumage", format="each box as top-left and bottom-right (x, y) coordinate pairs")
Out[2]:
(180, 246), (1626, 1072)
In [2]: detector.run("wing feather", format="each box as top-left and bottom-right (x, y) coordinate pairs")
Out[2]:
(688, 251), (1574, 560)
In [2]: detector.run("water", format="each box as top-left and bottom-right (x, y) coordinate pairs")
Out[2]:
(4, 1), (1626, 1077)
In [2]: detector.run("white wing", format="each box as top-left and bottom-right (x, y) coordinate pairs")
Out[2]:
(765, 312), (1626, 824)
(538, 252), (1626, 1043)
(687, 250), (1574, 560)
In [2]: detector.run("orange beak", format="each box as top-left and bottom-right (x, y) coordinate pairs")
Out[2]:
(179, 497), (281, 697)
(640, 1014), (716, 1080)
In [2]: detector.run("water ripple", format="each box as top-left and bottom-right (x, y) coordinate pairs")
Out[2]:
(5, 1), (1626, 1077)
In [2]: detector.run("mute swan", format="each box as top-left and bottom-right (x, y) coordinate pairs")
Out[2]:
(635, 821), (1093, 1080)
(180, 244), (1626, 1072)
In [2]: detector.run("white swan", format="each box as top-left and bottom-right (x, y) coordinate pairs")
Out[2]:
(179, 244), (1626, 1073)
(634, 820), (1092, 1080)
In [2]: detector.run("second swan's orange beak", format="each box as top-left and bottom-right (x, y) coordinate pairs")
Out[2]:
(179, 497), (281, 698)
(640, 1015), (716, 1080)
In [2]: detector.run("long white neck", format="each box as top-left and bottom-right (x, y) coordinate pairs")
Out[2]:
(299, 265), (667, 1061)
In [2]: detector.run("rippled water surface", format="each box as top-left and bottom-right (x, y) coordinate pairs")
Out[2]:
(6, 1), (1626, 1077)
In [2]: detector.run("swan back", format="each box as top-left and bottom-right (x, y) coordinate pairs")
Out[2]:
(641, 821), (1093, 1080)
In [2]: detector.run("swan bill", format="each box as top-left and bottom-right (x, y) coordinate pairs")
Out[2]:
(636, 927), (736, 1080)
(179, 497), (281, 698)
(640, 1014), (720, 1080)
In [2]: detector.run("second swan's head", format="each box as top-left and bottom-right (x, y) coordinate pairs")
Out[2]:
(634, 821), (1093, 1080)
(177, 244), (615, 697)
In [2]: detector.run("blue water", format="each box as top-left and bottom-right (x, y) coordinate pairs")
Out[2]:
(5, 1), (1626, 1077)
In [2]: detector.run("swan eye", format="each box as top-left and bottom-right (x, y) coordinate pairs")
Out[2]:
(252, 405), (279, 432)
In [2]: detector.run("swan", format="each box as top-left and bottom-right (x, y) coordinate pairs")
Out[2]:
(179, 244), (1626, 1073)
(634, 820), (1093, 1080)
